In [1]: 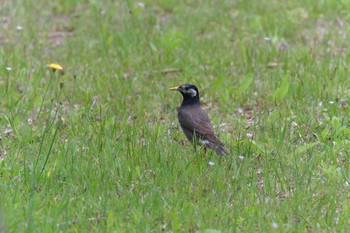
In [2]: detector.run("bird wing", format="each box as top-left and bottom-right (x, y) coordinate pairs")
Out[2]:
(178, 106), (222, 144)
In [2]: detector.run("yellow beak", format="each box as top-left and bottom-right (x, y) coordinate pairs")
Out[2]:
(169, 86), (179, 91)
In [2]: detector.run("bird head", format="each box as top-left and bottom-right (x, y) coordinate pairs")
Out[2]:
(169, 84), (200, 105)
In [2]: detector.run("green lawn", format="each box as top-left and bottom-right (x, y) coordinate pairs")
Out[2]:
(1, 0), (350, 232)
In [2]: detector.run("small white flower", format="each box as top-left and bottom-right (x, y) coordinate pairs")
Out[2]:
(4, 128), (12, 135)
(239, 155), (245, 160)
(264, 36), (270, 41)
(27, 118), (33, 125)
(208, 161), (215, 166)
(291, 121), (298, 126)
(220, 123), (228, 127)
(272, 222), (278, 228)
(16, 25), (23, 30)
(137, 2), (145, 8)
(5, 66), (12, 71)
(246, 132), (253, 138)
(329, 101), (335, 105)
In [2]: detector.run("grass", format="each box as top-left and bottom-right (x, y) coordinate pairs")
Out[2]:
(1, 0), (350, 232)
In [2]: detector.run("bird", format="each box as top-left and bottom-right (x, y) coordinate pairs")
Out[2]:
(169, 84), (229, 156)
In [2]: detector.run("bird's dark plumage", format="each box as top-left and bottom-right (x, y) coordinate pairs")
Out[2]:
(170, 84), (229, 156)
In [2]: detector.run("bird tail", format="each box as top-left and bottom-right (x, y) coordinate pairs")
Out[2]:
(203, 139), (230, 156)
(215, 145), (229, 156)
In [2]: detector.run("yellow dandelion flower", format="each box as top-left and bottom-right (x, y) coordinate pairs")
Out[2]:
(47, 63), (63, 71)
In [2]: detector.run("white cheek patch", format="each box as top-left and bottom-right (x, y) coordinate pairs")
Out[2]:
(188, 89), (197, 97)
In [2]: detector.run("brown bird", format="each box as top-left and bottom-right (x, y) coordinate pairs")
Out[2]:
(170, 84), (229, 156)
